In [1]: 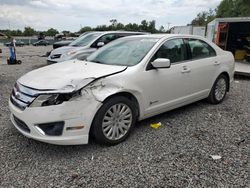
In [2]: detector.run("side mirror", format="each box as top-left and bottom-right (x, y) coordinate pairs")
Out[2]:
(97, 42), (105, 48)
(151, 58), (171, 69)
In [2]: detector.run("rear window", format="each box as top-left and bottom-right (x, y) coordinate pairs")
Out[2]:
(187, 39), (216, 59)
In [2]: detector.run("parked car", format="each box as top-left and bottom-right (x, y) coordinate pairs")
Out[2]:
(52, 40), (73, 49)
(5, 40), (25, 47)
(9, 34), (235, 145)
(33, 40), (50, 46)
(47, 31), (145, 64)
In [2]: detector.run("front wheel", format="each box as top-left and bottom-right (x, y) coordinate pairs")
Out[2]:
(207, 74), (228, 104)
(92, 96), (137, 145)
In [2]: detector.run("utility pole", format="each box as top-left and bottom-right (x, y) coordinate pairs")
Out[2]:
(167, 22), (171, 30)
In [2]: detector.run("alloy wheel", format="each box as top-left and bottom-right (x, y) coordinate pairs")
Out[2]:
(102, 103), (132, 141)
(214, 78), (226, 101)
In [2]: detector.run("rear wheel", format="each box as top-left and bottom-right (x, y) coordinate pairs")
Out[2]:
(92, 96), (137, 145)
(207, 74), (228, 104)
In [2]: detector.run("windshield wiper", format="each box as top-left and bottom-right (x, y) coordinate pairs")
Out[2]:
(90, 60), (104, 64)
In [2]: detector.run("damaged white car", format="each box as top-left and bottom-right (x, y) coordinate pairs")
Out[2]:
(9, 34), (235, 145)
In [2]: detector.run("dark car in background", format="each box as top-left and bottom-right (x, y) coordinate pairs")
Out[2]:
(52, 40), (73, 49)
(5, 40), (25, 47)
(33, 40), (50, 46)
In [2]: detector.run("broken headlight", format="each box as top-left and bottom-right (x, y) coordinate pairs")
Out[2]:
(30, 91), (81, 107)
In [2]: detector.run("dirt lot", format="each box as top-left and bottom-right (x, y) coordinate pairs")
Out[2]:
(0, 45), (249, 187)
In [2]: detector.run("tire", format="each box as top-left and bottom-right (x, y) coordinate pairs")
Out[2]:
(92, 96), (137, 145)
(17, 60), (22, 64)
(207, 74), (228, 104)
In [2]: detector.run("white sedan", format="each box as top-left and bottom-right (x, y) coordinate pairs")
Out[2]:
(9, 34), (235, 145)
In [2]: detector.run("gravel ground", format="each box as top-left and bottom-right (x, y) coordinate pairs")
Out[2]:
(0, 46), (249, 187)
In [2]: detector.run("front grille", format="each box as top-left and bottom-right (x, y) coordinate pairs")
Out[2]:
(10, 82), (37, 110)
(13, 115), (30, 133)
(50, 54), (61, 59)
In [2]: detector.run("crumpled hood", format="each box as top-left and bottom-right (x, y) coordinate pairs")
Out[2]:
(50, 46), (87, 55)
(18, 60), (127, 92)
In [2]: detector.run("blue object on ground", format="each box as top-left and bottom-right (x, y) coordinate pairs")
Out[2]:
(9, 47), (15, 60)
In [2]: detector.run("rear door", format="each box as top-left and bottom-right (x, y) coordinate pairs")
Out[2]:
(184, 38), (218, 97)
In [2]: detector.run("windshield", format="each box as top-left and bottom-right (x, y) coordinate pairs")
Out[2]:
(87, 38), (158, 66)
(69, 32), (102, 47)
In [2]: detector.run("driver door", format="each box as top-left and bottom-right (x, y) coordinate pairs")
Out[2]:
(137, 38), (192, 117)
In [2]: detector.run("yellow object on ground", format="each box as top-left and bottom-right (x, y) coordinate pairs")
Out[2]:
(235, 50), (246, 60)
(150, 122), (162, 129)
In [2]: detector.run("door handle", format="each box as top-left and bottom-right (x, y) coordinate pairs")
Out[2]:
(214, 61), (221, 66)
(181, 66), (191, 73)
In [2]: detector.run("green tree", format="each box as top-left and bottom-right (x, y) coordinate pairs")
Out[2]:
(15, 29), (23, 36)
(159, 26), (165, 33)
(110, 19), (118, 27)
(148, 20), (157, 33)
(139, 20), (148, 31)
(216, 0), (250, 17)
(191, 9), (216, 26)
(46, 28), (59, 36)
(23, 26), (36, 36)
(23, 27), (36, 36)
(124, 23), (139, 31)
(115, 23), (124, 30)
(79, 26), (92, 33)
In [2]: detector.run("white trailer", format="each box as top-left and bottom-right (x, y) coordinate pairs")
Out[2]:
(170, 26), (206, 37)
(206, 17), (250, 76)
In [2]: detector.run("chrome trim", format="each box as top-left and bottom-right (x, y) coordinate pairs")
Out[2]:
(13, 87), (35, 103)
(10, 95), (27, 110)
(35, 125), (46, 136)
(11, 82), (41, 110)
(16, 82), (40, 97)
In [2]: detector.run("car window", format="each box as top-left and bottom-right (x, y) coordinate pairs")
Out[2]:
(97, 34), (117, 44)
(87, 38), (158, 66)
(151, 39), (187, 64)
(69, 32), (102, 47)
(187, 39), (216, 59)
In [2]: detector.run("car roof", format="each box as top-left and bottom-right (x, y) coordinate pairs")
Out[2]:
(87, 31), (147, 35)
(122, 33), (208, 40)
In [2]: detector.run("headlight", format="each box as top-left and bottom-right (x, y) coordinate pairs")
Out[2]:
(30, 91), (81, 107)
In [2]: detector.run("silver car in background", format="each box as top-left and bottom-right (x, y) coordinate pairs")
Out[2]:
(47, 31), (145, 63)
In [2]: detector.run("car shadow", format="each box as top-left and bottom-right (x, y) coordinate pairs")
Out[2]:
(6, 97), (229, 159)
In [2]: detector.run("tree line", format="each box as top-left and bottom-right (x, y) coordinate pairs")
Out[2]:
(191, 0), (250, 26)
(0, 27), (59, 37)
(1, 0), (249, 37)
(0, 19), (165, 38)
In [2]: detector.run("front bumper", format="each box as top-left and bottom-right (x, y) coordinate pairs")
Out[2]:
(9, 96), (102, 145)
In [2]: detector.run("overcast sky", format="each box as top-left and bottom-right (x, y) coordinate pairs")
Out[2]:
(0, 0), (221, 32)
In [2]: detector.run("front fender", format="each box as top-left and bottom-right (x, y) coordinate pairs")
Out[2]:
(86, 81), (145, 119)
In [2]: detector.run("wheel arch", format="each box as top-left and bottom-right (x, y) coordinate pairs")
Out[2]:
(102, 91), (140, 119)
(89, 91), (141, 141)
